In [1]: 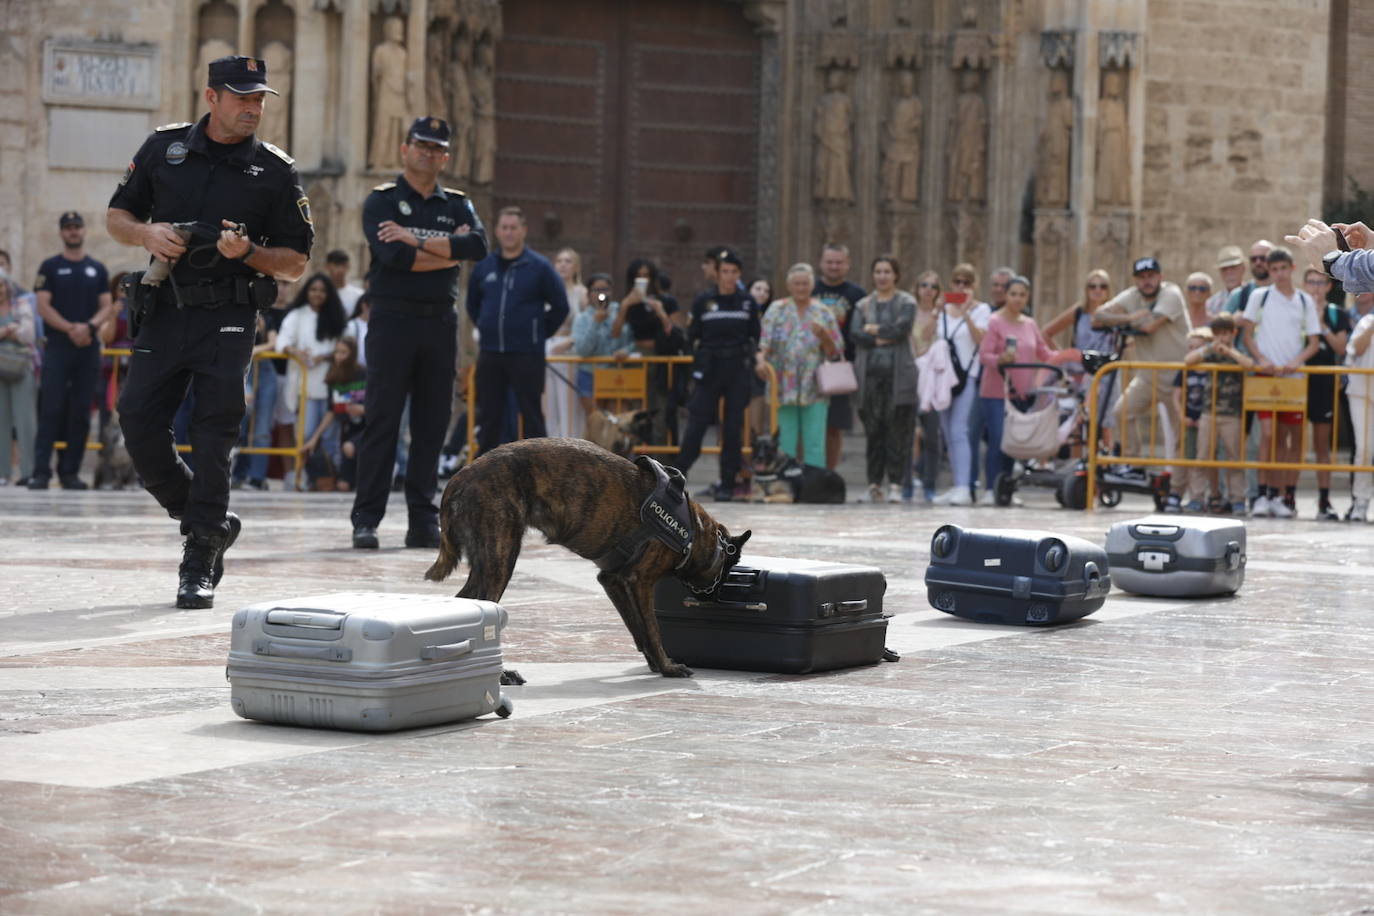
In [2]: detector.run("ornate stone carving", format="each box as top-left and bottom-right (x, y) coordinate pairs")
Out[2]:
(1095, 69), (1131, 207)
(882, 69), (922, 204)
(1040, 30), (1075, 70)
(827, 0), (848, 28)
(950, 7), (994, 71)
(885, 32), (923, 70)
(741, 0), (785, 36)
(947, 68), (987, 204)
(814, 67), (855, 202)
(257, 41), (293, 148)
(470, 38), (496, 184)
(1092, 213), (1132, 280)
(1035, 68), (1072, 208)
(1033, 210), (1070, 310)
(368, 16), (410, 170)
(424, 22), (450, 126)
(1099, 31), (1138, 70)
(894, 0), (913, 28)
(449, 27), (474, 180)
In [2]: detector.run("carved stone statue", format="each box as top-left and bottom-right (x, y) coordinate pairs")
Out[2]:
(1095, 69), (1131, 207)
(471, 39), (497, 184)
(257, 41), (293, 148)
(425, 23), (451, 128)
(449, 30), (475, 180)
(882, 69), (922, 203)
(369, 16), (410, 171)
(1035, 68), (1073, 208)
(947, 69), (987, 204)
(813, 67), (855, 202)
(195, 38), (234, 115)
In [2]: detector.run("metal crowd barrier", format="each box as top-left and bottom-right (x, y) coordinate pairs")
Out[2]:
(58, 348), (313, 487)
(462, 354), (780, 461)
(1085, 360), (1374, 510)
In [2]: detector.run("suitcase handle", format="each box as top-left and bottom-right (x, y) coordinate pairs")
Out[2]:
(420, 640), (473, 661)
(264, 609), (345, 630)
(819, 599), (869, 617)
(253, 639), (353, 662)
(682, 596), (768, 612)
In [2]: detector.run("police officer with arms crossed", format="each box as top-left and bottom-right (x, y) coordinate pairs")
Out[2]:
(673, 249), (761, 501)
(351, 117), (488, 550)
(107, 56), (312, 608)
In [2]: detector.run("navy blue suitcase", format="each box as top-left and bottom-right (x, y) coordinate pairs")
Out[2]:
(653, 556), (889, 673)
(924, 525), (1110, 626)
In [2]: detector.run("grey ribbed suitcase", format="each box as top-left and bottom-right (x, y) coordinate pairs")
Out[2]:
(228, 592), (513, 731)
(1105, 516), (1246, 597)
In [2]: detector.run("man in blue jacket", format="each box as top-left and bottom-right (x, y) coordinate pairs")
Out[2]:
(466, 206), (569, 456)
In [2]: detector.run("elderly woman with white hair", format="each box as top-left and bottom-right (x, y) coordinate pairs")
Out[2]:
(0, 272), (38, 485)
(1184, 271), (1213, 330)
(756, 262), (843, 466)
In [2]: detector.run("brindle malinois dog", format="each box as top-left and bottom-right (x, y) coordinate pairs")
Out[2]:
(426, 437), (750, 677)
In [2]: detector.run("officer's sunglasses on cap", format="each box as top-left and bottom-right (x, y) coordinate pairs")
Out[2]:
(407, 138), (448, 155)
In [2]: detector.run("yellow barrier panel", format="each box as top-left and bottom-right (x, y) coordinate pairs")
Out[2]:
(464, 355), (779, 463)
(1085, 361), (1374, 511)
(593, 366), (647, 400)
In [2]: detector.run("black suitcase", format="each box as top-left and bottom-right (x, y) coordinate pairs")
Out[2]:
(653, 556), (889, 673)
(924, 525), (1111, 626)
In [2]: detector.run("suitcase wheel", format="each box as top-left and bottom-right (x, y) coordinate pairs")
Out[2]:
(495, 694), (514, 719)
(881, 647), (901, 663)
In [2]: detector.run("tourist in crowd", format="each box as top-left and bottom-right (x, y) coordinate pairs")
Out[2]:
(931, 263), (989, 505)
(813, 243), (866, 470)
(1302, 267), (1350, 521)
(1171, 327), (1213, 513)
(344, 293), (370, 367)
(906, 270), (943, 502)
(757, 262), (842, 468)
(749, 278), (773, 313)
(1185, 314), (1253, 515)
(278, 272), (347, 488)
(1209, 246), (1246, 316)
(1040, 270), (1119, 453)
(231, 308), (279, 491)
(547, 247), (586, 439)
(303, 336), (367, 492)
(324, 249), (365, 317)
(747, 276), (774, 438)
(977, 275), (1075, 505)
(1239, 247), (1320, 518)
(1347, 306), (1374, 522)
(851, 256), (917, 503)
(98, 271), (134, 433)
(616, 257), (683, 443)
(572, 273), (634, 415)
(1184, 272), (1212, 330)
(0, 272), (37, 487)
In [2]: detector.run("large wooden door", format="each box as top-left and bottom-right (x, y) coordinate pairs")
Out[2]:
(495, 0), (760, 296)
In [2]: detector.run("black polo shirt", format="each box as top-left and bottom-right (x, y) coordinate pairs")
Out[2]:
(108, 115), (313, 285)
(362, 175), (489, 307)
(688, 288), (761, 352)
(34, 254), (108, 334)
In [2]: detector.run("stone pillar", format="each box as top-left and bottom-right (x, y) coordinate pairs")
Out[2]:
(943, 8), (994, 272)
(879, 33), (924, 267)
(1032, 28), (1075, 312)
(1088, 29), (1138, 286)
(743, 0), (787, 284)
(811, 32), (860, 253)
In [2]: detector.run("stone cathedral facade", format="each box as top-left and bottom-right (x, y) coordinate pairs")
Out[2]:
(0, 0), (1363, 320)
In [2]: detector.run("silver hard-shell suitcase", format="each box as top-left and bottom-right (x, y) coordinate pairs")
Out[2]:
(228, 592), (513, 731)
(1105, 516), (1246, 597)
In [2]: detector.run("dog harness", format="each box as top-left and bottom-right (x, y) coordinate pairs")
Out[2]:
(594, 456), (695, 573)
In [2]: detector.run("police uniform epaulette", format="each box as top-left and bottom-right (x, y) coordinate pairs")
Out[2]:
(443, 186), (468, 198)
(260, 140), (294, 165)
(155, 122), (191, 132)
(373, 182), (397, 192)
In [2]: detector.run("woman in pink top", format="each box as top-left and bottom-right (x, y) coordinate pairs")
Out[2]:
(976, 276), (1077, 494)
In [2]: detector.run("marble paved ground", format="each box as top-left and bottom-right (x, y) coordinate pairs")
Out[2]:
(1, 481), (1371, 914)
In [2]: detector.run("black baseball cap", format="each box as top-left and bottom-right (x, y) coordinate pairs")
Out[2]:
(1132, 256), (1162, 275)
(59, 211), (83, 228)
(713, 247), (743, 268)
(207, 55), (279, 96)
(408, 117), (451, 148)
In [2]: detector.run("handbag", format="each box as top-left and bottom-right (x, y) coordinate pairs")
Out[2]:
(0, 343), (30, 383)
(816, 358), (858, 396)
(1000, 391), (1062, 461)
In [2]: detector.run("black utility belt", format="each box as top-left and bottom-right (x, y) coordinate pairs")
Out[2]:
(158, 276), (274, 309)
(370, 297), (456, 317)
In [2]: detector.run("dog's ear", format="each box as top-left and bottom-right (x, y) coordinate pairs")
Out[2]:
(729, 530), (751, 552)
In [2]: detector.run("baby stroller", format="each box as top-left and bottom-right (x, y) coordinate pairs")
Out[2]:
(991, 363), (1081, 506)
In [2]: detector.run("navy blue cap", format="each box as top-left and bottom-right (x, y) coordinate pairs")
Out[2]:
(208, 55), (279, 96)
(1132, 256), (1161, 275)
(712, 247), (743, 268)
(408, 116), (451, 148)
(59, 211), (84, 228)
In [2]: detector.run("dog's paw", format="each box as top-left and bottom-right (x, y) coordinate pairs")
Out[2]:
(659, 661), (694, 678)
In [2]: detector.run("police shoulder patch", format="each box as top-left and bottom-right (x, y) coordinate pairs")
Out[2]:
(260, 140), (294, 165)
(372, 182), (397, 192)
(155, 122), (191, 132)
(442, 186), (468, 198)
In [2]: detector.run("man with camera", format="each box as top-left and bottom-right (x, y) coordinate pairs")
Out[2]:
(106, 55), (313, 608)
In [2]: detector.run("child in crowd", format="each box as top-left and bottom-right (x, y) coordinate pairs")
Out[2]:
(1184, 314), (1254, 514)
(304, 336), (366, 491)
(1170, 327), (1213, 512)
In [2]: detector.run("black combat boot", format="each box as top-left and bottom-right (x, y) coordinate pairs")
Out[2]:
(213, 512), (242, 587)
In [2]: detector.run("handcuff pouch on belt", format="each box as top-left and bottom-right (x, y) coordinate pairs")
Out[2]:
(593, 456), (694, 573)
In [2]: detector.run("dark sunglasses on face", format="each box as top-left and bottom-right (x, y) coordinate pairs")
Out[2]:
(951, 278), (972, 287)
(918, 282), (937, 289)
(1250, 255), (1268, 263)
(1087, 283), (1109, 290)
(1187, 285), (1210, 293)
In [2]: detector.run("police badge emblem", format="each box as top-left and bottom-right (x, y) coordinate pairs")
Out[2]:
(398, 201), (412, 216)
(166, 142), (188, 166)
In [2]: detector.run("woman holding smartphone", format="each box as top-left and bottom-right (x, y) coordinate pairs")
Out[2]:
(932, 264), (991, 505)
(977, 275), (1077, 505)
(851, 256), (917, 503)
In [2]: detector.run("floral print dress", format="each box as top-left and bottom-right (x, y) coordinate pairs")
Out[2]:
(759, 297), (844, 406)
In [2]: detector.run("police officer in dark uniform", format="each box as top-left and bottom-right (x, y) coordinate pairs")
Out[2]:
(350, 117), (488, 550)
(106, 56), (312, 608)
(673, 249), (761, 501)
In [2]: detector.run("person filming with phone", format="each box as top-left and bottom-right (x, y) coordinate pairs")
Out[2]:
(931, 263), (991, 505)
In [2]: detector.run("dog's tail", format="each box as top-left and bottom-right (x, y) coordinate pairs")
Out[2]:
(424, 527), (462, 582)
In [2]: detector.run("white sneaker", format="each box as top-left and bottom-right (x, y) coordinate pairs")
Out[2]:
(934, 488), (973, 506)
(888, 483), (902, 503)
(868, 484), (884, 503)
(1270, 499), (1295, 519)
(978, 490), (997, 506)
(1351, 500), (1369, 522)
(1250, 495), (1273, 518)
